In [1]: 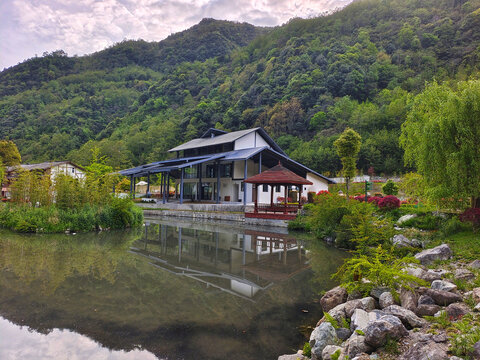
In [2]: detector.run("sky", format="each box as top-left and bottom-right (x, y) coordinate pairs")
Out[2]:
(0, 0), (352, 70)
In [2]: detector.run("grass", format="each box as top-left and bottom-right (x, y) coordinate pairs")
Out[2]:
(431, 230), (480, 261)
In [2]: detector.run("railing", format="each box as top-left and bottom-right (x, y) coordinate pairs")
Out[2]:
(254, 203), (300, 214)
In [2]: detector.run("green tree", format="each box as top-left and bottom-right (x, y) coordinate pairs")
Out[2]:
(400, 80), (480, 207)
(382, 180), (399, 195)
(334, 128), (362, 198)
(0, 140), (21, 166)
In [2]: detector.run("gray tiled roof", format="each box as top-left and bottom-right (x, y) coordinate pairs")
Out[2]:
(6, 161), (84, 172)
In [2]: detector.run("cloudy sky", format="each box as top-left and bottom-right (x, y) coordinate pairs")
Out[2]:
(0, 0), (351, 70)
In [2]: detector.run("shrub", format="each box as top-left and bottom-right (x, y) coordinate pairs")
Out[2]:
(307, 191), (316, 203)
(367, 196), (382, 206)
(382, 180), (399, 195)
(459, 208), (480, 232)
(378, 195), (401, 210)
(441, 216), (471, 236)
(402, 213), (444, 230)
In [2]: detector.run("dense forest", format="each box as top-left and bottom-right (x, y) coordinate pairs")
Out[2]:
(1, 0), (480, 175)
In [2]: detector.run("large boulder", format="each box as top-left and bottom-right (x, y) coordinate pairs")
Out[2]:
(392, 234), (422, 248)
(310, 322), (338, 360)
(416, 304), (442, 317)
(400, 288), (418, 312)
(379, 292), (395, 309)
(420, 288), (462, 306)
(364, 315), (408, 348)
(445, 302), (470, 320)
(418, 294), (436, 306)
(383, 305), (427, 328)
(324, 297), (376, 325)
(414, 244), (452, 265)
(399, 340), (448, 360)
(322, 345), (344, 360)
(431, 280), (457, 292)
(350, 309), (370, 332)
(336, 327), (352, 341)
(321, 286), (348, 313)
(455, 268), (475, 281)
(344, 333), (373, 359)
(370, 286), (390, 300)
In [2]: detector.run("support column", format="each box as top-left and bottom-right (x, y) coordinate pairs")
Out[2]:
(166, 173), (170, 203)
(180, 168), (184, 204)
(162, 173), (166, 204)
(133, 177), (136, 199)
(259, 152), (262, 174)
(146, 172), (151, 198)
(216, 162), (220, 204)
(130, 175), (133, 197)
(243, 160), (248, 205)
(198, 164), (202, 201)
(270, 185), (274, 207)
(284, 184), (288, 214)
(254, 184), (258, 213)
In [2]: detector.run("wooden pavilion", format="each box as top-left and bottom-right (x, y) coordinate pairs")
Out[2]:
(244, 162), (313, 220)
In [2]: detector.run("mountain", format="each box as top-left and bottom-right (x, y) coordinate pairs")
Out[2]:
(1, 0), (480, 175)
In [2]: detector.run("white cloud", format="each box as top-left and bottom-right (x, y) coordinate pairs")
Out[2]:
(0, 0), (352, 70)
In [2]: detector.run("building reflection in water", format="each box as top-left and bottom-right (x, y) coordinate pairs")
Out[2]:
(130, 220), (308, 302)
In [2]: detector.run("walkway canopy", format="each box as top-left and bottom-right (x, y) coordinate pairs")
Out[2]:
(245, 162), (312, 220)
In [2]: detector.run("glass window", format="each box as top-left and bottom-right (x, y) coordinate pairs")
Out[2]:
(262, 184), (268, 192)
(275, 185), (281, 192)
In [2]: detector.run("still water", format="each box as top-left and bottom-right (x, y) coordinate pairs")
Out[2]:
(0, 218), (346, 360)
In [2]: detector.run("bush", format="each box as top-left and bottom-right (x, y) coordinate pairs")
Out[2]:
(459, 208), (480, 232)
(378, 195), (401, 210)
(382, 180), (399, 195)
(440, 216), (471, 236)
(402, 213), (444, 230)
(367, 196), (382, 206)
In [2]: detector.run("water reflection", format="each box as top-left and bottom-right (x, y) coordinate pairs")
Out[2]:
(0, 219), (346, 360)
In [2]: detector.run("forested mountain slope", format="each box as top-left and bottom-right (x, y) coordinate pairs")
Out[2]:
(1, 0), (480, 175)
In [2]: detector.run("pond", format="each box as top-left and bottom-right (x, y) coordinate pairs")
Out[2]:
(0, 218), (346, 360)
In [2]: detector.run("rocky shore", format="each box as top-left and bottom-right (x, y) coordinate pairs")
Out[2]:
(278, 244), (480, 360)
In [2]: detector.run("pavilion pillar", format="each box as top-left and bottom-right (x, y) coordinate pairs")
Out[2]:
(198, 164), (202, 201)
(133, 177), (136, 199)
(216, 162), (220, 204)
(180, 168), (184, 204)
(270, 185), (274, 207)
(284, 185), (288, 214)
(166, 173), (170, 202)
(129, 175), (133, 197)
(147, 172), (151, 198)
(243, 160), (248, 205)
(259, 152), (262, 174)
(162, 173), (166, 204)
(254, 184), (258, 213)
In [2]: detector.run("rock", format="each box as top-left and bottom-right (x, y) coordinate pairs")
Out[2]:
(397, 214), (417, 225)
(321, 286), (348, 313)
(431, 280), (457, 292)
(364, 315), (408, 348)
(336, 327), (352, 341)
(450, 357), (464, 360)
(392, 234), (422, 248)
(347, 290), (362, 301)
(418, 295), (436, 306)
(322, 345), (344, 360)
(419, 288), (463, 306)
(474, 302), (480, 312)
(414, 244), (452, 265)
(400, 289), (418, 312)
(445, 302), (470, 320)
(432, 333), (448, 343)
(351, 309), (370, 332)
(383, 305), (427, 328)
(416, 304), (442, 317)
(310, 322), (338, 359)
(379, 292), (395, 309)
(399, 340), (448, 360)
(423, 269), (445, 282)
(351, 354), (370, 360)
(278, 352), (307, 360)
(468, 259), (480, 269)
(455, 268), (475, 281)
(344, 334), (373, 359)
(368, 310), (386, 321)
(472, 341), (480, 359)
(370, 287), (390, 300)
(473, 288), (480, 303)
(324, 297), (376, 325)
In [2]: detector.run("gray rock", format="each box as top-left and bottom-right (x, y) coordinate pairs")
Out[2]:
(473, 287), (480, 303)
(419, 287), (463, 306)
(475, 302), (480, 312)
(325, 297), (376, 325)
(379, 292), (395, 309)
(370, 287), (390, 300)
(423, 269), (445, 282)
(397, 214), (417, 225)
(455, 268), (475, 281)
(399, 340), (448, 360)
(445, 302), (470, 320)
(383, 304), (427, 328)
(468, 259), (480, 269)
(450, 357), (464, 360)
(347, 290), (362, 301)
(321, 286), (348, 313)
(414, 244), (452, 265)
(364, 315), (408, 348)
(345, 334), (373, 359)
(431, 279), (457, 292)
(351, 309), (370, 332)
(418, 295), (436, 306)
(322, 345), (344, 360)
(368, 310), (386, 321)
(310, 322), (338, 359)
(336, 327), (352, 341)
(472, 341), (480, 359)
(278, 352), (307, 360)
(432, 333), (448, 343)
(416, 304), (442, 317)
(400, 288), (418, 312)
(392, 234), (422, 248)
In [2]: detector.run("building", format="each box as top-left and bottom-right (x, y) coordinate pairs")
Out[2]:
(119, 127), (334, 204)
(2, 161), (86, 199)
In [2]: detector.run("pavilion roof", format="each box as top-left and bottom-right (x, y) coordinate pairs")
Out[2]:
(244, 162), (313, 185)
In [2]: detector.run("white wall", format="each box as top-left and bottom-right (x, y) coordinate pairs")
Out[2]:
(234, 131), (269, 150)
(51, 163), (85, 180)
(304, 173), (329, 194)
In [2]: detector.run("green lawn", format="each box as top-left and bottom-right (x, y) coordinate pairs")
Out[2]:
(432, 231), (480, 261)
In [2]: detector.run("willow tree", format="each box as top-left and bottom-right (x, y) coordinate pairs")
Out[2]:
(400, 80), (480, 207)
(334, 128), (362, 198)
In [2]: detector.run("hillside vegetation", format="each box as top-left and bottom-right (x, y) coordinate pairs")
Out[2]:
(1, 0), (480, 175)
